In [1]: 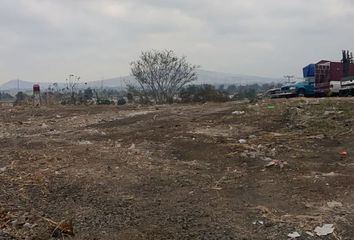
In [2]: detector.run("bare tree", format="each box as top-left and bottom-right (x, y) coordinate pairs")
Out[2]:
(130, 50), (199, 103)
(65, 74), (80, 104)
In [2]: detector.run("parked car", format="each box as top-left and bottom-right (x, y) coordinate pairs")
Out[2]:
(294, 77), (315, 97)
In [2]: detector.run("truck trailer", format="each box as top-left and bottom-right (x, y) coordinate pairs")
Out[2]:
(314, 60), (343, 95)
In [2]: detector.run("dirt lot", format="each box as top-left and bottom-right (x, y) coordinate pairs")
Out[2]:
(1, 98), (354, 239)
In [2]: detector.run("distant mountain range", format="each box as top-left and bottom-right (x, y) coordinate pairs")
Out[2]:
(0, 70), (281, 91)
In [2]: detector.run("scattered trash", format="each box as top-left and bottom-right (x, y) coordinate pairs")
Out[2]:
(327, 201), (343, 208)
(248, 135), (257, 139)
(78, 140), (93, 145)
(307, 134), (325, 140)
(267, 105), (275, 109)
(324, 110), (343, 116)
(0, 167), (7, 173)
(306, 231), (314, 237)
(232, 111), (245, 115)
(314, 224), (334, 236)
(265, 160), (287, 168)
(129, 143), (136, 150)
(322, 172), (338, 177)
(252, 220), (264, 225)
(324, 111), (336, 116)
(43, 217), (74, 237)
(23, 222), (37, 229)
(238, 139), (247, 144)
(248, 152), (258, 159)
(339, 150), (348, 158)
(287, 231), (301, 238)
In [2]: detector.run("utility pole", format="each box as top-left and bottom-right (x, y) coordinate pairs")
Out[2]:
(101, 77), (104, 90)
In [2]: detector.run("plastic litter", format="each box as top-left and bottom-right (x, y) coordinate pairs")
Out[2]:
(287, 231), (300, 238)
(339, 150), (348, 158)
(232, 111), (245, 115)
(267, 105), (275, 109)
(314, 224), (334, 236)
(78, 140), (93, 145)
(252, 220), (264, 225)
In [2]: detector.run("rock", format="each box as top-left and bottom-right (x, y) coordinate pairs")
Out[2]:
(0, 167), (7, 173)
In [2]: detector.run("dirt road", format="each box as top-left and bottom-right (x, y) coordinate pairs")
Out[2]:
(1, 98), (354, 239)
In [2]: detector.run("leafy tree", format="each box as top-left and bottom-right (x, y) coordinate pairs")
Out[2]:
(84, 88), (94, 101)
(15, 92), (30, 105)
(0, 92), (14, 100)
(130, 50), (199, 104)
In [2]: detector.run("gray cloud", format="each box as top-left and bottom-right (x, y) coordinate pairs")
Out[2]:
(0, 0), (353, 83)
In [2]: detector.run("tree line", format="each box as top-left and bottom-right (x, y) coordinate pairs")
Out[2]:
(12, 49), (278, 105)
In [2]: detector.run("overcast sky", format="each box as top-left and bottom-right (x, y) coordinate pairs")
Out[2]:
(0, 0), (354, 83)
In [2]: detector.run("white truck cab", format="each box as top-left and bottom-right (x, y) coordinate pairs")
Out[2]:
(329, 81), (341, 96)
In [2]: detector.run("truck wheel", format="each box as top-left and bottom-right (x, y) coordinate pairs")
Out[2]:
(297, 89), (305, 97)
(339, 90), (348, 97)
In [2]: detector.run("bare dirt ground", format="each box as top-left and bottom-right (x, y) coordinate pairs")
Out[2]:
(1, 98), (354, 239)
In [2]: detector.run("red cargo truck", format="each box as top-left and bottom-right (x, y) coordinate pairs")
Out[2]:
(315, 60), (354, 95)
